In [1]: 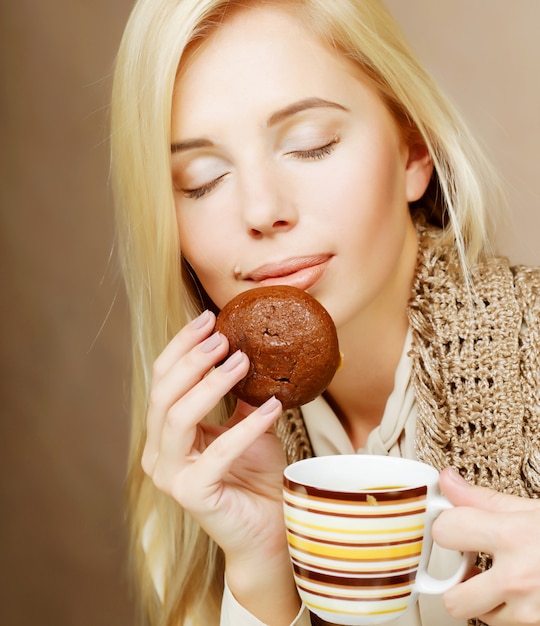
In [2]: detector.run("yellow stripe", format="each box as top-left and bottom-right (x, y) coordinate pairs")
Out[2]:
(288, 534), (423, 560)
(306, 600), (408, 617)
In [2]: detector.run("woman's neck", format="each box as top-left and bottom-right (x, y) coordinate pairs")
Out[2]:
(326, 226), (417, 449)
(326, 313), (409, 449)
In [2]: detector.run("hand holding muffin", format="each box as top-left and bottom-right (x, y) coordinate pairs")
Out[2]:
(141, 288), (339, 623)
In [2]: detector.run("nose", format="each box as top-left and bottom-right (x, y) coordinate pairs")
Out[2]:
(248, 217), (294, 239)
(238, 166), (298, 238)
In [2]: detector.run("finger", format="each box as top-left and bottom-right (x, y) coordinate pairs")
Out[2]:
(478, 600), (540, 626)
(174, 396), (283, 506)
(463, 565), (482, 582)
(443, 567), (504, 621)
(152, 310), (216, 379)
(433, 504), (504, 555)
(151, 350), (250, 483)
(445, 565), (540, 625)
(143, 331), (230, 472)
(440, 467), (538, 513)
(226, 400), (261, 428)
(149, 331), (229, 422)
(226, 399), (284, 437)
(435, 501), (540, 559)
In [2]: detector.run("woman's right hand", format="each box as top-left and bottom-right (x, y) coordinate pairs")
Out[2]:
(141, 309), (301, 623)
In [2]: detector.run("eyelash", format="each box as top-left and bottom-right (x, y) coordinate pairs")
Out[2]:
(290, 137), (340, 160)
(180, 138), (340, 200)
(181, 173), (227, 200)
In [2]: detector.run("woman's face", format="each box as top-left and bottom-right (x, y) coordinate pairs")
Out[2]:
(171, 6), (431, 330)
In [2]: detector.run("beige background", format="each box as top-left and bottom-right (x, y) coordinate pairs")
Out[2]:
(1, 2), (538, 625)
(385, 0), (540, 265)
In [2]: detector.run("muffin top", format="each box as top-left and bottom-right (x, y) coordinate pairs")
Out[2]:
(215, 285), (340, 409)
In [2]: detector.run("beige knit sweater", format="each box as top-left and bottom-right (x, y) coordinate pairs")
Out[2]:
(275, 223), (540, 626)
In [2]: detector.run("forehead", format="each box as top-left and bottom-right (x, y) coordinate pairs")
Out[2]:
(178, 4), (320, 77)
(172, 5), (367, 131)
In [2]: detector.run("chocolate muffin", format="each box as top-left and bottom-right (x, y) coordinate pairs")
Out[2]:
(215, 285), (340, 409)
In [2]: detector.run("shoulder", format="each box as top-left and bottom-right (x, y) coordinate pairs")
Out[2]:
(510, 263), (540, 298)
(410, 231), (540, 353)
(473, 257), (540, 319)
(415, 218), (540, 308)
(508, 264), (540, 338)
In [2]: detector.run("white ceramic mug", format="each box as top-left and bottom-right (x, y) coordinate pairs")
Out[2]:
(283, 455), (471, 625)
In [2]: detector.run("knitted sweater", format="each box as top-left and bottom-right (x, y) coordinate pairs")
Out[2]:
(274, 223), (540, 626)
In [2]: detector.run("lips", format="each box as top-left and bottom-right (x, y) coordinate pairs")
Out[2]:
(241, 254), (332, 290)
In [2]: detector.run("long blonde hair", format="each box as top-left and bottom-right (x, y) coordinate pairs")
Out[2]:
(110, 1), (504, 623)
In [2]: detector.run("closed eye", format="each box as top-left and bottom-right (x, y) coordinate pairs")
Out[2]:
(287, 137), (340, 160)
(179, 172), (228, 200)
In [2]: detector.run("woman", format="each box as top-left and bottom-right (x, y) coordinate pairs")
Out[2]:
(110, 1), (540, 625)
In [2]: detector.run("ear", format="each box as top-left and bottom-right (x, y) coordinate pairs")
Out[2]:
(404, 141), (433, 203)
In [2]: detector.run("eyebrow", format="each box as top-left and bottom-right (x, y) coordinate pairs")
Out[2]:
(171, 137), (213, 154)
(170, 97), (349, 153)
(266, 97), (349, 127)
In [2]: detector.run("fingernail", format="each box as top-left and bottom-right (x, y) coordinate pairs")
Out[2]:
(259, 396), (281, 415)
(220, 349), (245, 372)
(446, 467), (468, 485)
(191, 310), (212, 329)
(200, 332), (223, 353)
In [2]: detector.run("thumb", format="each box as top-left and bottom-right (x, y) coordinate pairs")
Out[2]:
(439, 467), (536, 513)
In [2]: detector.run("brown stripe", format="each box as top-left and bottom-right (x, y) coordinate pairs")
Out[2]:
(283, 479), (427, 503)
(293, 563), (416, 588)
(296, 581), (412, 602)
(287, 527), (424, 548)
(290, 557), (417, 577)
(284, 498), (427, 518)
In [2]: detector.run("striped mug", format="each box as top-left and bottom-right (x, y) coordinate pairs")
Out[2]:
(283, 455), (470, 625)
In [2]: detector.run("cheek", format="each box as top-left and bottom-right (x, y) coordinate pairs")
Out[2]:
(177, 212), (233, 305)
(326, 145), (412, 268)
(318, 149), (406, 229)
(177, 210), (196, 261)
(178, 212), (214, 272)
(333, 127), (404, 192)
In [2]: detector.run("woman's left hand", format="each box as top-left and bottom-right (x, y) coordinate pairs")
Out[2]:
(434, 467), (540, 625)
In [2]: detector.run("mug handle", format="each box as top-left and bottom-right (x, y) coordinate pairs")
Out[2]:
(414, 494), (474, 594)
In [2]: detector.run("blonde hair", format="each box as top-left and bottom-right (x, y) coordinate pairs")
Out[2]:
(110, 1), (504, 623)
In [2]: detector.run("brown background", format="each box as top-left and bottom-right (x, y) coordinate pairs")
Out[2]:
(1, 2), (538, 625)
(0, 1), (135, 624)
